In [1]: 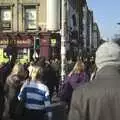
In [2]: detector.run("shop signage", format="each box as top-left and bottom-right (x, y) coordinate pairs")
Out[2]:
(0, 39), (33, 48)
(2, 22), (11, 29)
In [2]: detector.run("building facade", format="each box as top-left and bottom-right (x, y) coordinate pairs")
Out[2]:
(0, 0), (47, 32)
(93, 22), (100, 50)
(82, 4), (89, 57)
(0, 0), (61, 62)
(88, 10), (94, 55)
(66, 0), (87, 59)
(0, 0), (99, 62)
(66, 0), (79, 59)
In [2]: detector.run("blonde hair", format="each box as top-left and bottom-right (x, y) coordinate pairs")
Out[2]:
(12, 63), (25, 77)
(72, 61), (85, 74)
(30, 66), (42, 81)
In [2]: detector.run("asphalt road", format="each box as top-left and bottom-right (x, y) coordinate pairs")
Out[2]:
(51, 102), (68, 120)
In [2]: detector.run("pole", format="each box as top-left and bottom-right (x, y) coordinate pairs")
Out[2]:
(61, 0), (67, 82)
(33, 36), (36, 61)
(28, 49), (30, 62)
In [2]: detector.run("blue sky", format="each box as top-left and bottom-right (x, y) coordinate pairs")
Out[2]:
(87, 0), (120, 40)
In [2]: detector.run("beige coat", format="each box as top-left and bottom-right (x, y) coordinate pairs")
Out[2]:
(69, 65), (120, 120)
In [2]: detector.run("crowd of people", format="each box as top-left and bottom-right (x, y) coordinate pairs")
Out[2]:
(0, 46), (97, 120)
(0, 57), (59, 120)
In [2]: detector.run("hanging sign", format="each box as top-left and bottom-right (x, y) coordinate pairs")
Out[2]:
(51, 39), (56, 47)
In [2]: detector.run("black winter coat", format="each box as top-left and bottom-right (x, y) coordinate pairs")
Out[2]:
(69, 65), (120, 120)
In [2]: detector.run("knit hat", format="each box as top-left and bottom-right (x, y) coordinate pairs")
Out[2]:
(95, 41), (120, 70)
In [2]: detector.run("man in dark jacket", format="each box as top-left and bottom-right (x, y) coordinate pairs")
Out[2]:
(69, 41), (120, 120)
(0, 63), (8, 120)
(39, 57), (57, 100)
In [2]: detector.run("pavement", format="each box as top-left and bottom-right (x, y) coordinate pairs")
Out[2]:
(51, 102), (68, 120)
(51, 95), (68, 120)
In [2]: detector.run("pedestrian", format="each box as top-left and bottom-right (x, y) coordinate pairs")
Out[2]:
(65, 59), (75, 75)
(0, 63), (5, 120)
(69, 41), (120, 120)
(4, 63), (25, 120)
(84, 57), (91, 79)
(18, 66), (52, 120)
(51, 58), (61, 95)
(38, 56), (57, 100)
(60, 60), (88, 110)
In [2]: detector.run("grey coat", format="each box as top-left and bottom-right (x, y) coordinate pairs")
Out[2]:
(69, 65), (120, 120)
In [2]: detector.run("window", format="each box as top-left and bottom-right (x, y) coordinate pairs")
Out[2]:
(0, 7), (12, 30)
(25, 7), (37, 30)
(17, 48), (28, 59)
(72, 14), (76, 26)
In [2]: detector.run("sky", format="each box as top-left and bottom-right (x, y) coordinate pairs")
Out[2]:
(87, 0), (120, 40)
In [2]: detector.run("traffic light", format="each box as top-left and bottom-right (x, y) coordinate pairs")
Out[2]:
(34, 37), (40, 49)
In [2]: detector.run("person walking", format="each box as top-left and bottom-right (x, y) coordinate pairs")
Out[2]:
(4, 63), (25, 120)
(38, 57), (57, 100)
(61, 60), (88, 110)
(69, 41), (120, 120)
(18, 66), (52, 120)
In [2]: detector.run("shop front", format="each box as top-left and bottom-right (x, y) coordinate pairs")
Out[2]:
(0, 33), (34, 63)
(39, 32), (61, 59)
(0, 32), (61, 63)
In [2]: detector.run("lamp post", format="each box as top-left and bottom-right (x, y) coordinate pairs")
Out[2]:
(61, 0), (67, 82)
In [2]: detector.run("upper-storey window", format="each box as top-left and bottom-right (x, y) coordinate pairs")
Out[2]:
(25, 6), (37, 30)
(0, 7), (12, 30)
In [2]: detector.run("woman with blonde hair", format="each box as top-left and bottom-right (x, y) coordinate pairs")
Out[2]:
(60, 60), (88, 109)
(68, 61), (85, 76)
(4, 63), (26, 120)
(18, 66), (52, 120)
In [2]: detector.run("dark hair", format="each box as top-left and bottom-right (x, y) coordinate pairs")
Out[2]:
(39, 56), (46, 67)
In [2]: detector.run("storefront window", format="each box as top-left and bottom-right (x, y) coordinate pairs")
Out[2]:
(25, 7), (37, 30)
(17, 48), (28, 58)
(0, 7), (12, 30)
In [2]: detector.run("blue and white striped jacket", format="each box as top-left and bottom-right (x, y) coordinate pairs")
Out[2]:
(18, 81), (52, 114)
